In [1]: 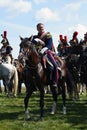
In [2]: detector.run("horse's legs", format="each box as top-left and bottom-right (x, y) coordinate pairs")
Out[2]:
(24, 87), (33, 120)
(85, 83), (87, 96)
(0, 80), (2, 93)
(61, 76), (66, 114)
(37, 81), (44, 120)
(50, 83), (58, 114)
(17, 71), (23, 94)
(18, 80), (22, 94)
(9, 80), (13, 93)
(65, 69), (75, 100)
(2, 79), (10, 96)
(2, 80), (7, 93)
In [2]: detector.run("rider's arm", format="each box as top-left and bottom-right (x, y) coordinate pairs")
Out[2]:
(32, 38), (45, 46)
(45, 32), (53, 50)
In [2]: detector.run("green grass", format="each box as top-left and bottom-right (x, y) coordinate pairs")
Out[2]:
(0, 89), (87, 130)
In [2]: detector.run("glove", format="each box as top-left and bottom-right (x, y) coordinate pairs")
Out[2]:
(33, 38), (45, 46)
(40, 47), (48, 54)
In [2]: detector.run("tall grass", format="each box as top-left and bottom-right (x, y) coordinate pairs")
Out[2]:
(0, 88), (87, 130)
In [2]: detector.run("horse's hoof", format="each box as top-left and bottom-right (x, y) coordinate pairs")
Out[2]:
(25, 111), (31, 121)
(40, 117), (44, 121)
(51, 111), (55, 115)
(14, 94), (17, 97)
(63, 111), (66, 115)
(63, 106), (66, 115)
(24, 113), (31, 121)
(25, 117), (31, 121)
(51, 102), (57, 115)
(6, 93), (10, 98)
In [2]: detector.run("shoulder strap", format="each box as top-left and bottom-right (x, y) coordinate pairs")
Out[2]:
(39, 33), (47, 40)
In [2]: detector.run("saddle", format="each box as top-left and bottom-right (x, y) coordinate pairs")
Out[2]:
(42, 55), (54, 70)
(42, 54), (61, 71)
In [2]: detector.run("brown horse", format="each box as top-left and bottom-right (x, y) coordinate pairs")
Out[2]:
(19, 37), (66, 120)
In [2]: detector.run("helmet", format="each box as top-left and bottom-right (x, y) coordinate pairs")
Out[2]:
(1, 31), (9, 45)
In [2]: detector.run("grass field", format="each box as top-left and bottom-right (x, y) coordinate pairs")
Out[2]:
(0, 88), (87, 130)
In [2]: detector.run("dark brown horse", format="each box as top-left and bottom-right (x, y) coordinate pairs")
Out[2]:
(19, 37), (66, 120)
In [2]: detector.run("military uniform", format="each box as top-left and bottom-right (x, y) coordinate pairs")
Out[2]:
(32, 32), (58, 86)
(0, 31), (13, 63)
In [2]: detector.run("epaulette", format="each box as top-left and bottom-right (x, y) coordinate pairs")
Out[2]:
(46, 32), (52, 39)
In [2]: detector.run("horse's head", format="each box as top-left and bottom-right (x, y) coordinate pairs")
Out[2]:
(19, 36), (40, 67)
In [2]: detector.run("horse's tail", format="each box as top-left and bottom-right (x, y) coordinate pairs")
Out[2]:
(13, 66), (18, 97)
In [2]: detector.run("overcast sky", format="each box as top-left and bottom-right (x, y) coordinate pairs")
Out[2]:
(0, 0), (87, 58)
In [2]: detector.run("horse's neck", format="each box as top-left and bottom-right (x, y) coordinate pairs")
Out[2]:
(18, 63), (24, 72)
(30, 50), (40, 65)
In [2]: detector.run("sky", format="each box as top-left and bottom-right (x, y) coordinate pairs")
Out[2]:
(0, 0), (87, 58)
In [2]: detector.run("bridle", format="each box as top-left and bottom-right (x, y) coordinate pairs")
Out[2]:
(24, 43), (39, 70)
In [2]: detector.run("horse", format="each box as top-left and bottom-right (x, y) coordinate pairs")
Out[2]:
(19, 37), (67, 120)
(77, 48), (87, 96)
(12, 59), (24, 94)
(64, 44), (87, 99)
(0, 62), (18, 97)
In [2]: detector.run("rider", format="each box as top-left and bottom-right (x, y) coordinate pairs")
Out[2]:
(69, 31), (79, 46)
(31, 23), (59, 88)
(57, 35), (69, 57)
(0, 31), (13, 63)
(80, 32), (87, 45)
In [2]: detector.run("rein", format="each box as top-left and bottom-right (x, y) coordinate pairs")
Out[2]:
(26, 44), (39, 70)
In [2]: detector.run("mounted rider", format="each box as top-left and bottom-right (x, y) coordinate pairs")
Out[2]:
(0, 31), (13, 63)
(57, 34), (69, 57)
(69, 31), (79, 47)
(80, 32), (87, 46)
(19, 23), (66, 89)
(30, 23), (60, 88)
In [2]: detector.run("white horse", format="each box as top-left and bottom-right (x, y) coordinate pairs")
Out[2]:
(0, 63), (18, 97)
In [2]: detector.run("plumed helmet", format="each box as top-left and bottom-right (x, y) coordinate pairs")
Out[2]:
(59, 35), (63, 41)
(4, 31), (7, 38)
(72, 31), (78, 41)
(64, 35), (68, 43)
(73, 31), (78, 37)
(1, 31), (9, 45)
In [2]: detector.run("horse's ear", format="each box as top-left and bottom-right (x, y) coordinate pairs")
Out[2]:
(19, 35), (23, 41)
(28, 35), (33, 41)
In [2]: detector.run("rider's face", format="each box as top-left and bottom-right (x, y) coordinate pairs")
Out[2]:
(37, 24), (45, 34)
